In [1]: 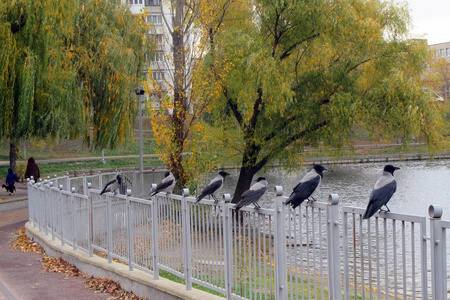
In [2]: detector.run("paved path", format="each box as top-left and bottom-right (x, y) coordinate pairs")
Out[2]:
(0, 208), (112, 300)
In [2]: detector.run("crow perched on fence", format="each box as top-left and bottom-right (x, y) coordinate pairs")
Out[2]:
(235, 177), (268, 212)
(151, 171), (175, 196)
(285, 164), (327, 209)
(363, 165), (400, 219)
(196, 171), (230, 204)
(100, 175), (122, 195)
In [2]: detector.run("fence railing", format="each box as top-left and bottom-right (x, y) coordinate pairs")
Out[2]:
(27, 173), (450, 299)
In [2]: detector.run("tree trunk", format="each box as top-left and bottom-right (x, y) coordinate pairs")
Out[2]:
(231, 142), (263, 203)
(169, 0), (188, 189)
(9, 140), (19, 171)
(232, 165), (260, 203)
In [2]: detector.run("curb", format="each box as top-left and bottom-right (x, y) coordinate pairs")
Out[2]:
(25, 222), (224, 300)
(0, 198), (28, 212)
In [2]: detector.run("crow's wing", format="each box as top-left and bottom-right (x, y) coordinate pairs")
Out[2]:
(151, 179), (175, 196)
(100, 178), (118, 195)
(236, 186), (267, 210)
(363, 180), (397, 219)
(196, 179), (222, 202)
(285, 175), (320, 208)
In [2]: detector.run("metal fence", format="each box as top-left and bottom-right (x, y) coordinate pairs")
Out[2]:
(27, 173), (450, 299)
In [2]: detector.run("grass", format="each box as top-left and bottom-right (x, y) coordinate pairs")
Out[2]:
(159, 270), (225, 297)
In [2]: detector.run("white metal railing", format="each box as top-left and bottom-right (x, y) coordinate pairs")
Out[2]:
(27, 173), (450, 299)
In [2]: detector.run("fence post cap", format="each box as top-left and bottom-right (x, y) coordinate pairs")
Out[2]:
(429, 205), (443, 219)
(59, 184), (63, 190)
(151, 183), (157, 190)
(126, 189), (132, 196)
(182, 188), (189, 197)
(274, 186), (283, 196)
(71, 187), (76, 193)
(87, 182), (92, 188)
(328, 194), (339, 205)
(223, 193), (231, 203)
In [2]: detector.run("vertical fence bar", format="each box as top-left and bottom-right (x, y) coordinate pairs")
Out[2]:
(274, 186), (287, 300)
(152, 195), (159, 279)
(181, 188), (192, 290)
(326, 194), (342, 300)
(127, 190), (134, 271)
(88, 185), (93, 257)
(429, 205), (446, 300)
(223, 195), (233, 299)
(71, 187), (77, 250)
(107, 194), (112, 264)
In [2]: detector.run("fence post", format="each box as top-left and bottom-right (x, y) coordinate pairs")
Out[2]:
(326, 194), (342, 300)
(151, 191), (159, 279)
(107, 194), (112, 263)
(429, 205), (446, 300)
(49, 181), (55, 241)
(88, 183), (93, 257)
(83, 173), (87, 195)
(44, 180), (49, 235)
(181, 188), (192, 290)
(274, 186), (288, 300)
(71, 187), (77, 251)
(59, 185), (65, 246)
(126, 189), (134, 271)
(222, 194), (233, 299)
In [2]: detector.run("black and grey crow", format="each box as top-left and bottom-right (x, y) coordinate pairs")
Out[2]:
(285, 164), (327, 209)
(151, 171), (176, 196)
(100, 175), (122, 195)
(363, 165), (400, 219)
(235, 177), (268, 212)
(196, 171), (230, 204)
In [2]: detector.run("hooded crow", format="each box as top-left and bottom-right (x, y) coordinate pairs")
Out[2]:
(235, 177), (268, 212)
(100, 175), (122, 195)
(363, 165), (400, 219)
(285, 164), (327, 209)
(151, 171), (176, 196)
(196, 171), (230, 204)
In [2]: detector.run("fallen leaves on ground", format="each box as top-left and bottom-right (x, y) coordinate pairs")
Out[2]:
(10, 228), (145, 300)
(10, 228), (45, 254)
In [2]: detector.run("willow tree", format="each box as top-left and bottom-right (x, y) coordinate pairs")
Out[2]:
(204, 0), (445, 202)
(0, 0), (147, 170)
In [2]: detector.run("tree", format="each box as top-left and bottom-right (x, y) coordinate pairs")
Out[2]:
(0, 0), (147, 170)
(203, 0), (445, 202)
(146, 0), (235, 188)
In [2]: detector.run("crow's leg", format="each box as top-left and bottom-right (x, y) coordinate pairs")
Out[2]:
(212, 195), (219, 204)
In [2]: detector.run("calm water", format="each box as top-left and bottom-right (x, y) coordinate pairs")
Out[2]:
(219, 159), (450, 218)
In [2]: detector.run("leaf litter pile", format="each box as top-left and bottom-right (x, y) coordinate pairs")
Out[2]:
(10, 228), (144, 300)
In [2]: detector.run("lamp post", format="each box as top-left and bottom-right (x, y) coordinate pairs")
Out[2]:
(135, 87), (145, 196)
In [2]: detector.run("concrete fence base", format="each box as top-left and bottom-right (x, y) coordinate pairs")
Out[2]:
(25, 222), (223, 300)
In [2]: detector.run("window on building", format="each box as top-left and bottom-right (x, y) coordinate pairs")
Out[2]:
(446, 48), (450, 57)
(147, 14), (162, 25)
(440, 49), (445, 58)
(152, 51), (164, 62)
(149, 34), (163, 44)
(145, 0), (161, 5)
(152, 71), (165, 81)
(131, 0), (143, 4)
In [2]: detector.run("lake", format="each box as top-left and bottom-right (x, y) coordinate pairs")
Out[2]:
(219, 159), (450, 218)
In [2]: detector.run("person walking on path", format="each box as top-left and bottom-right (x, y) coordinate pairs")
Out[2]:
(2, 168), (19, 195)
(24, 157), (40, 182)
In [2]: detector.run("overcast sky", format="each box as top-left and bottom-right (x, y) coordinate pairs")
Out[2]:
(405, 0), (450, 45)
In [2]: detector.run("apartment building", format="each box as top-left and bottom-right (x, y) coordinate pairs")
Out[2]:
(430, 42), (450, 61)
(127, 0), (175, 110)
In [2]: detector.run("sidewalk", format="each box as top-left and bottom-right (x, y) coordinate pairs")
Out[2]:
(0, 208), (112, 300)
